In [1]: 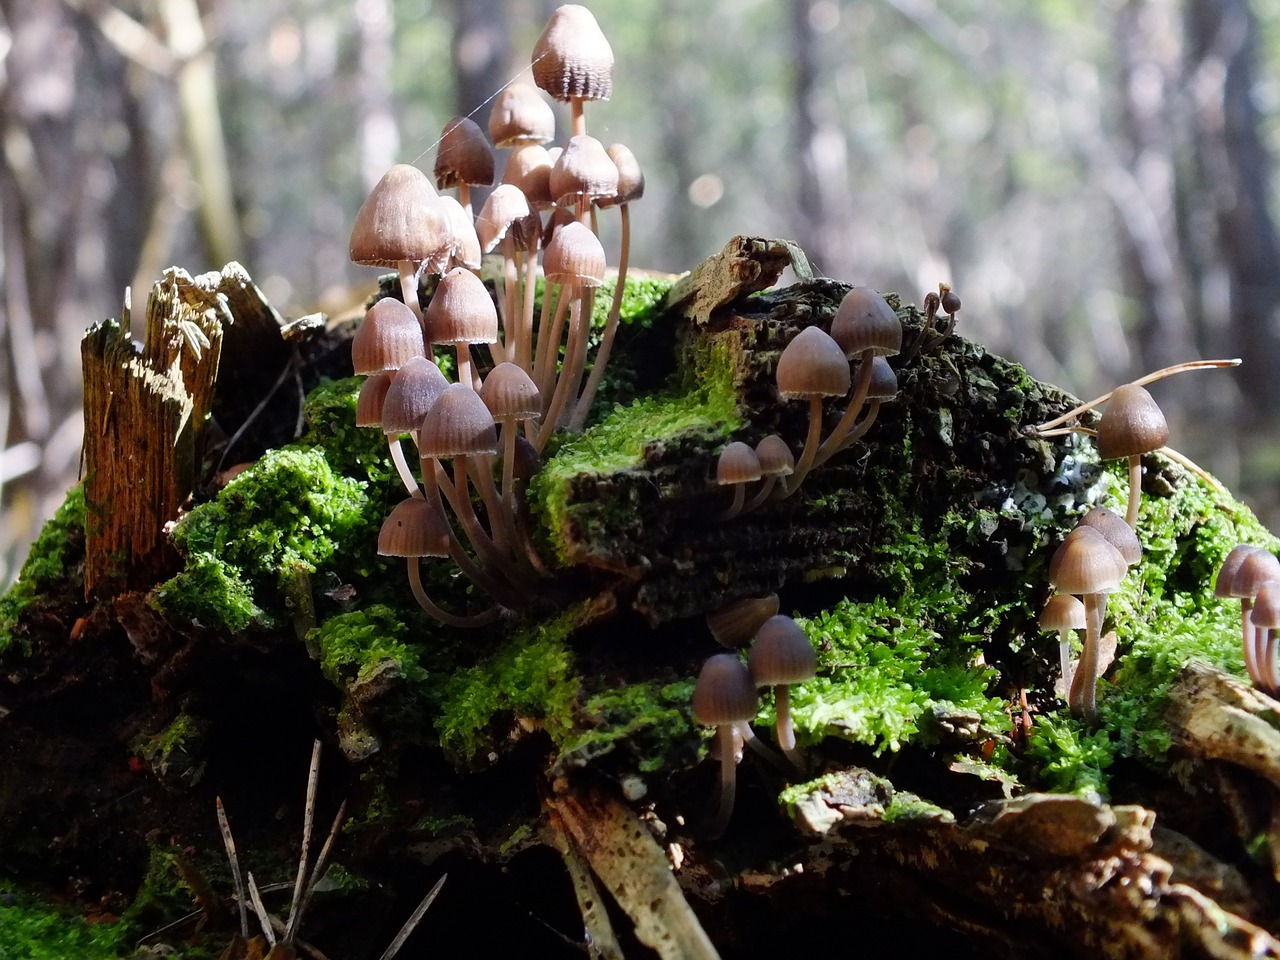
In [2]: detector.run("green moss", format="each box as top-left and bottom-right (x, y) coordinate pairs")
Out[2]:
(882, 793), (954, 823)
(0, 485), (85, 656)
(0, 879), (128, 960)
(556, 679), (697, 775)
(133, 713), (210, 787)
(311, 604), (427, 688)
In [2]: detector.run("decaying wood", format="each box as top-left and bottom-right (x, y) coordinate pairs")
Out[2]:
(665, 236), (813, 326)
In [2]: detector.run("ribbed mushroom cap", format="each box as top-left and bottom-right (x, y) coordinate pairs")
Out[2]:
(692, 654), (758, 725)
(1252, 581), (1280, 628)
(1048, 526), (1128, 595)
(488, 83), (556, 147)
(1039, 593), (1087, 631)
(830, 288), (902, 358)
(425, 267), (499, 346)
(349, 164), (448, 267)
(418, 382), (499, 458)
(707, 594), (781, 649)
(1079, 506), (1142, 566)
(748, 615), (817, 686)
(503, 145), (554, 208)
(754, 434), (795, 477)
(1216, 544), (1269, 598)
(1096, 383), (1169, 460)
(356, 371), (394, 427)
(549, 135), (618, 207)
(716, 441), (762, 485)
(597, 143), (643, 208)
(476, 184), (538, 253)
(480, 362), (541, 422)
(437, 195), (482, 271)
(377, 497), (451, 558)
(434, 117), (495, 190)
(1228, 548), (1280, 601)
(381, 356), (450, 435)
(542, 220), (606, 287)
(532, 4), (614, 103)
(776, 327), (851, 399)
(862, 356), (899, 399)
(351, 298), (426, 375)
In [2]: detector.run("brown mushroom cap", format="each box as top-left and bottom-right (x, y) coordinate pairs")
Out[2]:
(418, 382), (499, 459)
(597, 142), (644, 208)
(476, 184), (537, 253)
(1079, 506), (1142, 566)
(692, 654), (758, 726)
(776, 327), (851, 399)
(1048, 526), (1128, 595)
(754, 435), (795, 477)
(830, 287), (902, 358)
(861, 355), (899, 399)
(531, 4), (614, 103)
(549, 135), (619, 207)
(1230, 548), (1280, 601)
(1095, 383), (1170, 460)
(748, 615), (817, 687)
(437, 195), (482, 272)
(480, 362), (541, 422)
(503, 145), (554, 208)
(488, 83), (556, 148)
(351, 298), (426, 375)
(381, 356), (450, 435)
(377, 497), (451, 558)
(707, 594), (781, 649)
(1039, 593), (1087, 631)
(542, 220), (606, 287)
(434, 117), (495, 190)
(1253, 581), (1280, 628)
(349, 164), (447, 267)
(356, 371), (394, 428)
(717, 441), (762, 485)
(1216, 544), (1269, 599)
(425, 267), (499, 346)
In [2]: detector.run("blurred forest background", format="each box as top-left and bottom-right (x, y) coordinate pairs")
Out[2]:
(3, 0), (1280, 586)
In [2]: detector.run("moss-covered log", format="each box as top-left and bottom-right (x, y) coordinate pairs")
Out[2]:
(2, 240), (1279, 959)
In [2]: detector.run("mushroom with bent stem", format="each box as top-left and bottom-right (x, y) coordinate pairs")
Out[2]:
(747, 614), (817, 771)
(1039, 593), (1086, 699)
(691, 653), (759, 838)
(1094, 383), (1170, 529)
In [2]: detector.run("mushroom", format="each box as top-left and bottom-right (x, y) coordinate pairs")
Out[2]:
(355, 371), (393, 428)
(706, 593), (780, 648)
(1079, 505), (1142, 567)
(747, 614), (817, 770)
(532, 4), (614, 138)
(1214, 544), (1280, 690)
(1252, 581), (1280, 695)
(488, 82), (556, 149)
(476, 185), (539, 366)
(825, 355), (899, 456)
(433, 116), (495, 217)
(691, 653), (758, 837)
(549, 134), (618, 220)
(351, 297), (426, 376)
(744, 434), (795, 511)
(715, 441), (762, 521)
(1095, 383), (1170, 529)
(775, 326), (850, 495)
(424, 267), (499, 391)
(380, 356), (449, 499)
(1038, 593), (1086, 698)
(479, 361), (542, 557)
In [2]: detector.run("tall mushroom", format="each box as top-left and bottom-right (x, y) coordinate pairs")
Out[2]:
(691, 654), (759, 838)
(531, 4), (614, 138)
(1093, 383), (1170, 530)
(1214, 545), (1280, 690)
(747, 614), (817, 770)
(433, 117), (495, 217)
(775, 326), (850, 494)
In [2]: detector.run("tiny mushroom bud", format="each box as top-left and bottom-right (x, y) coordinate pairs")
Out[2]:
(692, 653), (759, 837)
(747, 614), (817, 770)
(1095, 383), (1170, 529)
(716, 441), (762, 521)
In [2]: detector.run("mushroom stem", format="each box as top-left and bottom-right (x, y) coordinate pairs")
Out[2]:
(425, 459), (523, 608)
(836, 400), (882, 451)
(1069, 592), (1106, 719)
(773, 684), (804, 771)
(741, 476), (777, 515)
(407, 557), (499, 628)
(519, 233), (541, 374)
(1058, 628), (1074, 697)
(537, 288), (595, 449)
(570, 97), (586, 137)
(1264, 627), (1279, 695)
(735, 720), (792, 775)
(706, 724), (737, 839)
(569, 202), (631, 431)
(718, 484), (747, 522)
(450, 457), (531, 591)
(471, 453), (513, 558)
(456, 342), (480, 391)
(388, 437), (422, 500)
(1124, 456), (1143, 528)
(535, 284), (571, 406)
(784, 395), (827, 496)
(813, 349), (875, 468)
(1241, 599), (1261, 688)
(398, 260), (423, 324)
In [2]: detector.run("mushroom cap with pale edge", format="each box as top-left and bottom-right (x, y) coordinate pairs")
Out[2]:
(480, 362), (541, 422)
(776, 326), (851, 399)
(425, 267), (499, 346)
(377, 497), (451, 558)
(489, 83), (556, 148)
(476, 184), (534, 253)
(1048, 526), (1128, 595)
(692, 654), (758, 725)
(707, 594), (780, 649)
(349, 164), (448, 267)
(1095, 383), (1170, 460)
(434, 117), (495, 190)
(531, 4), (614, 103)
(862, 355), (899, 398)
(503, 145), (554, 207)
(717, 441), (762, 485)
(542, 220), (606, 287)
(748, 615), (818, 687)
(381, 356), (450, 435)
(351, 298), (426, 375)
(550, 135), (618, 206)
(597, 143), (643, 208)
(754, 435), (795, 477)
(830, 287), (902, 358)
(418, 383), (499, 459)
(1222, 548), (1280, 601)
(1216, 544), (1268, 598)
(437, 196), (482, 271)
(356, 371), (393, 428)
(1039, 593), (1086, 631)
(1079, 506), (1142, 566)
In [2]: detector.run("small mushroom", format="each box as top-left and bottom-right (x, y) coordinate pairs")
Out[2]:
(351, 298), (426, 376)
(1079, 505), (1142, 567)
(775, 326), (850, 494)
(434, 116), (495, 216)
(691, 653), (759, 837)
(1039, 593), (1086, 698)
(1093, 383), (1170, 529)
(747, 614), (817, 770)
(1214, 544), (1280, 690)
(715, 441), (762, 521)
(744, 434), (795, 510)
(706, 593), (780, 648)
(1251, 581), (1280, 695)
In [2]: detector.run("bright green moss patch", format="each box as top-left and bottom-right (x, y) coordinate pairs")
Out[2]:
(556, 678), (697, 775)
(0, 484), (85, 656)
(0, 879), (128, 960)
(311, 604), (426, 688)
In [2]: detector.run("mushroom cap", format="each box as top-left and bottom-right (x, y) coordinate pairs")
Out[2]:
(1039, 593), (1087, 631)
(355, 371), (394, 428)
(434, 117), (495, 190)
(437, 196), (482, 271)
(941, 288), (962, 314)
(830, 287), (902, 358)
(349, 164), (448, 267)
(716, 441), (762, 485)
(776, 327), (851, 399)
(1095, 383), (1169, 460)
(706, 593), (781, 649)
(351, 298), (426, 375)
(476, 184), (537, 253)
(1216, 544), (1269, 598)
(425, 267), (499, 346)
(1079, 506), (1142, 566)
(692, 654), (758, 725)
(488, 82), (556, 148)
(597, 142), (644, 208)
(1228, 548), (1280, 601)
(381, 356), (450, 435)
(531, 4), (614, 103)
(861, 355), (899, 399)
(542, 220), (606, 287)
(748, 615), (818, 687)
(1048, 526), (1128, 595)
(550, 135), (619, 207)
(377, 497), (451, 558)
(754, 434), (795, 477)
(503, 145), (554, 208)
(480, 362), (541, 422)
(1252, 581), (1280, 628)
(418, 383), (499, 458)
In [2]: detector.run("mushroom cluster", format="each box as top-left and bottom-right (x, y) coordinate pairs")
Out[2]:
(1215, 544), (1280, 695)
(347, 5), (641, 627)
